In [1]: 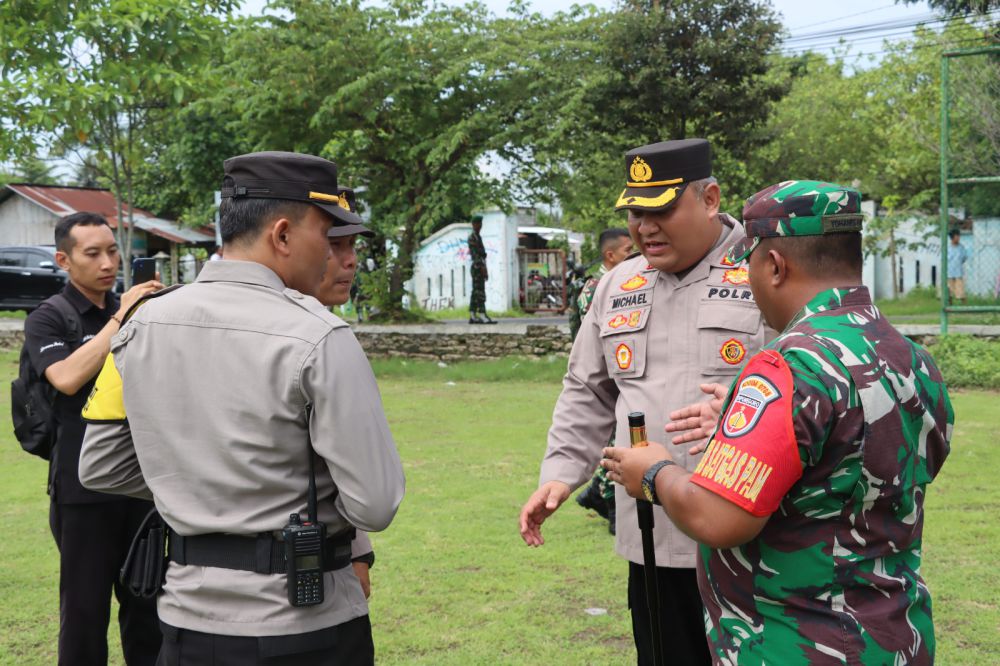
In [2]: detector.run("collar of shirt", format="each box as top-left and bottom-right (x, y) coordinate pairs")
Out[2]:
(195, 259), (287, 291)
(63, 280), (118, 316)
(672, 213), (743, 286)
(785, 286), (873, 331)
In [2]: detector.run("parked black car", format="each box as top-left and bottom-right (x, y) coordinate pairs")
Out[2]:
(0, 245), (68, 311)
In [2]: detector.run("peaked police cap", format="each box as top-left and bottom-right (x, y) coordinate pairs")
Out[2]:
(221, 151), (365, 226)
(614, 138), (712, 212)
(327, 187), (374, 238)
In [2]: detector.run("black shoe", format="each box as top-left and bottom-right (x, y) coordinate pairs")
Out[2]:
(576, 478), (610, 521)
(483, 314), (498, 324)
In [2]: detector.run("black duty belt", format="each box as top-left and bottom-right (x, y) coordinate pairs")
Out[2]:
(167, 528), (355, 575)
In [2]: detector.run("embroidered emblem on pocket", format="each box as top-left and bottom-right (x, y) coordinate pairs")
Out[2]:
(615, 343), (633, 370)
(720, 338), (747, 366)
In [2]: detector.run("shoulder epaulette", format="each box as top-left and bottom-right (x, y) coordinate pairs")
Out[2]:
(121, 284), (184, 325)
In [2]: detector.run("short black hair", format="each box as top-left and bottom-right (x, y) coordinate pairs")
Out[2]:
(949, 229), (961, 239)
(54, 212), (111, 253)
(219, 198), (313, 245)
(759, 232), (862, 279)
(598, 227), (631, 253)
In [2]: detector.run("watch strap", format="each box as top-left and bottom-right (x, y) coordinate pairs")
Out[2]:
(642, 459), (676, 505)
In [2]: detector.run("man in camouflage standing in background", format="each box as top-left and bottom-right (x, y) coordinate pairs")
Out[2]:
(467, 215), (495, 324)
(572, 226), (634, 534)
(603, 180), (953, 665)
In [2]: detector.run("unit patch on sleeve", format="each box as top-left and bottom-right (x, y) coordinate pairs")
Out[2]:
(690, 350), (802, 516)
(619, 275), (648, 292)
(721, 267), (749, 285)
(719, 338), (747, 366)
(615, 342), (633, 370)
(722, 373), (780, 437)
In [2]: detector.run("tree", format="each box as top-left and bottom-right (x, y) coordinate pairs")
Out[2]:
(513, 0), (789, 232)
(0, 0), (235, 286)
(198, 0), (568, 317)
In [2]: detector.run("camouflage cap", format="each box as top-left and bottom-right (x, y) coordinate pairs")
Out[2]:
(726, 180), (863, 263)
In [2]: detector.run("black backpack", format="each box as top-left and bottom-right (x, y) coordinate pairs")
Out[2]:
(11, 294), (82, 460)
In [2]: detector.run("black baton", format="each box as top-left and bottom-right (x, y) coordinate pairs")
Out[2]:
(629, 411), (664, 666)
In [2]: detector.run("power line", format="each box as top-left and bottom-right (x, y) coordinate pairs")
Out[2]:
(785, 3), (899, 32)
(778, 9), (1000, 55)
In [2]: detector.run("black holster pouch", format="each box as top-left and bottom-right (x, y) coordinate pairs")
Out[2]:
(120, 508), (168, 598)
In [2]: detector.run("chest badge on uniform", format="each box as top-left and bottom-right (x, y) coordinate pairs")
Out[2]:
(719, 254), (735, 267)
(615, 343), (634, 370)
(721, 267), (749, 285)
(620, 275), (648, 292)
(608, 310), (643, 330)
(722, 374), (781, 438)
(719, 338), (746, 366)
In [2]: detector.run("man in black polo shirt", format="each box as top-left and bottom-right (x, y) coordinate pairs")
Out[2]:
(23, 212), (163, 665)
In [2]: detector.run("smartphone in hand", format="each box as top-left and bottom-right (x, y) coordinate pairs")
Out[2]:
(131, 257), (156, 284)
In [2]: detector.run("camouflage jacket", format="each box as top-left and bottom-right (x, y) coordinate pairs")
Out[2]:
(577, 264), (608, 316)
(468, 231), (486, 268)
(691, 286), (953, 665)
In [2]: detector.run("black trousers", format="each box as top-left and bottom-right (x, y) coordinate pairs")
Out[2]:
(156, 616), (375, 666)
(49, 499), (162, 666)
(628, 562), (711, 666)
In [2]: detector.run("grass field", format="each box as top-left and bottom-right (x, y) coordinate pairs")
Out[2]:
(1, 354), (998, 664)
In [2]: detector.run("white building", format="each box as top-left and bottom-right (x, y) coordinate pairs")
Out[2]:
(407, 206), (582, 312)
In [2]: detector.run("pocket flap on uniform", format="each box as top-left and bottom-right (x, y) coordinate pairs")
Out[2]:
(698, 304), (761, 333)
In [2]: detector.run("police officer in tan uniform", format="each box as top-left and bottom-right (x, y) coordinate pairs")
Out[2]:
(79, 151), (405, 666)
(519, 139), (769, 665)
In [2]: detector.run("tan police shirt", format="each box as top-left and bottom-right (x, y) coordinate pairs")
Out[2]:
(79, 260), (405, 637)
(540, 216), (770, 568)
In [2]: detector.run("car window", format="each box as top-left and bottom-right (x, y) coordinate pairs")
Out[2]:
(24, 251), (55, 268)
(0, 250), (24, 267)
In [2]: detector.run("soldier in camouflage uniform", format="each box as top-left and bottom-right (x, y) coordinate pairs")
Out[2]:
(603, 180), (953, 665)
(573, 227), (634, 533)
(468, 215), (494, 324)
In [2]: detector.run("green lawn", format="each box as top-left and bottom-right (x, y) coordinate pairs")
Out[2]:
(877, 286), (1000, 325)
(1, 354), (997, 664)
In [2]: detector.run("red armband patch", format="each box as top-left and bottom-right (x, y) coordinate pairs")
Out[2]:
(690, 350), (801, 516)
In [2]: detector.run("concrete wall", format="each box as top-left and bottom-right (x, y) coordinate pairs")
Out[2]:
(409, 211), (520, 312)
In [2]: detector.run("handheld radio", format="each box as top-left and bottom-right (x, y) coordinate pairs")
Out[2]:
(283, 452), (326, 607)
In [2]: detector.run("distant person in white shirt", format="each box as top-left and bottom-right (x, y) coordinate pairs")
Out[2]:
(210, 245), (223, 261)
(947, 229), (968, 304)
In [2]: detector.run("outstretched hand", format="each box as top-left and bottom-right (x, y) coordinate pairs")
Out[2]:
(519, 481), (570, 547)
(664, 383), (729, 455)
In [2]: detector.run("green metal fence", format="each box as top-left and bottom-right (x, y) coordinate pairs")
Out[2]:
(940, 45), (1000, 333)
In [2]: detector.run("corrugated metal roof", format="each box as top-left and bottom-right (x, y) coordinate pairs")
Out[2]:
(3, 183), (214, 244)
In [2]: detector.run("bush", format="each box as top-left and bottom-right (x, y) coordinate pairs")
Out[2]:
(925, 334), (1000, 390)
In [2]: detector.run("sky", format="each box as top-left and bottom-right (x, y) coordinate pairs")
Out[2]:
(240, 0), (939, 66)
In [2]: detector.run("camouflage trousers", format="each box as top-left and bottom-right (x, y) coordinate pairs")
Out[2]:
(470, 265), (487, 314)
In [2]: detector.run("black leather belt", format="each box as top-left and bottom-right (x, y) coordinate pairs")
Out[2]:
(167, 528), (354, 575)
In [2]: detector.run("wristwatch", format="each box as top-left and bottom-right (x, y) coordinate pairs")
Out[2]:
(641, 460), (676, 505)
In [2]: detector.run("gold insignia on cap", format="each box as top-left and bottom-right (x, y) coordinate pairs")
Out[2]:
(629, 156), (653, 183)
(309, 191), (341, 204)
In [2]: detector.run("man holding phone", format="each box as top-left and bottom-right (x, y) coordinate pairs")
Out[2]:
(22, 211), (163, 665)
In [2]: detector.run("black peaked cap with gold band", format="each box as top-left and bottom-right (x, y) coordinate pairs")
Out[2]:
(328, 186), (375, 238)
(220, 151), (365, 226)
(614, 138), (712, 212)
